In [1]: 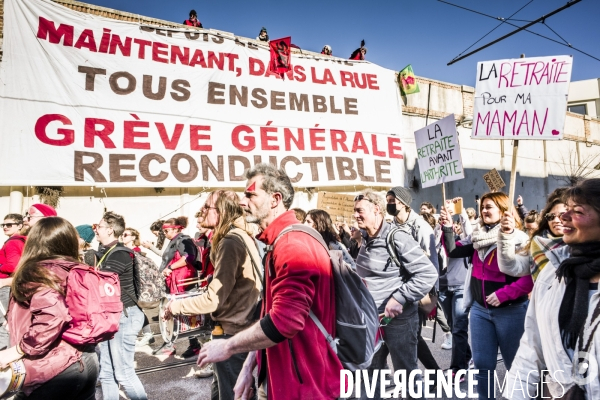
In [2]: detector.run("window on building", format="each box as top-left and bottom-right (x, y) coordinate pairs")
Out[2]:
(568, 104), (587, 115)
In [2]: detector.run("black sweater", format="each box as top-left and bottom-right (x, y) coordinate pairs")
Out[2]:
(98, 241), (137, 308)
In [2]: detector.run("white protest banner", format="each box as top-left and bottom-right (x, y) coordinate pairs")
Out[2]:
(0, 0), (404, 188)
(472, 55), (572, 140)
(414, 114), (464, 189)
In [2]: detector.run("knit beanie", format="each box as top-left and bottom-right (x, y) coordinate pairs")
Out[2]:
(76, 225), (95, 244)
(387, 187), (412, 207)
(31, 203), (57, 217)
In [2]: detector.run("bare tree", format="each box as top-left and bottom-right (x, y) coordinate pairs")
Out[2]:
(551, 150), (600, 186)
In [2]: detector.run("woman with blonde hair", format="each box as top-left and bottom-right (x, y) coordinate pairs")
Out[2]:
(122, 227), (142, 253)
(440, 192), (533, 400)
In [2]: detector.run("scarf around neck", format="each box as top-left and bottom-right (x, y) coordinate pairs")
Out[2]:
(530, 230), (565, 281)
(471, 223), (500, 261)
(556, 241), (600, 351)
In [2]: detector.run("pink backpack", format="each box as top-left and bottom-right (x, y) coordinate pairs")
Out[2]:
(62, 265), (123, 345)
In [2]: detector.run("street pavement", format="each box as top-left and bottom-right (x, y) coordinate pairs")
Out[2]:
(95, 313), (508, 399)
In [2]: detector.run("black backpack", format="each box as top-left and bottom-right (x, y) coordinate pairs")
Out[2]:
(268, 224), (382, 370)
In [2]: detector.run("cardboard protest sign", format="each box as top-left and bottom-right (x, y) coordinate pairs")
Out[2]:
(414, 114), (464, 189)
(472, 55), (572, 140)
(483, 168), (506, 192)
(317, 192), (356, 223)
(0, 0), (404, 187)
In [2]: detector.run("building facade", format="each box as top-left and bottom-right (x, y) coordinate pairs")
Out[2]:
(1, 0), (599, 253)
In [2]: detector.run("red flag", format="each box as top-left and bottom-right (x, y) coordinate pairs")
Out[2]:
(269, 37), (292, 75)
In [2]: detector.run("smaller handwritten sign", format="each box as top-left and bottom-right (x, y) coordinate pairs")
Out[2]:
(483, 168), (506, 192)
(472, 55), (572, 140)
(316, 192), (356, 222)
(414, 114), (464, 189)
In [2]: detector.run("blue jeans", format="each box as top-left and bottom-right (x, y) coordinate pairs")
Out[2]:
(470, 301), (528, 400)
(99, 306), (147, 400)
(439, 288), (472, 371)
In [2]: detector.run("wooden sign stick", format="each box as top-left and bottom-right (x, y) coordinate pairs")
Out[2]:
(507, 54), (525, 212)
(508, 140), (519, 212)
(441, 182), (447, 205)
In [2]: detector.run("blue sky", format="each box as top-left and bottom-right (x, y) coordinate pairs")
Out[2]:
(91, 0), (599, 86)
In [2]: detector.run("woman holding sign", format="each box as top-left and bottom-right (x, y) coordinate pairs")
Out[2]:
(497, 187), (568, 281)
(440, 192), (533, 400)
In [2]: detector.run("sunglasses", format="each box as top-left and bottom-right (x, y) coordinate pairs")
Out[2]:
(545, 212), (565, 221)
(354, 195), (374, 204)
(123, 233), (132, 237)
(1, 223), (20, 228)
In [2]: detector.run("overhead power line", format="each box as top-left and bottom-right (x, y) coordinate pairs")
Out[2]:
(448, 0), (535, 60)
(440, 0), (599, 65)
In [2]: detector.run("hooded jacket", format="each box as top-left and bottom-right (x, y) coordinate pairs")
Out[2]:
(256, 210), (342, 400)
(8, 259), (85, 395)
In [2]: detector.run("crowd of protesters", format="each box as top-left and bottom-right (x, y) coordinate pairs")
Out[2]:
(1, 165), (600, 399)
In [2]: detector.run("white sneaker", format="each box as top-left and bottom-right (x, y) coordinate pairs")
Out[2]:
(195, 363), (214, 378)
(441, 332), (452, 350)
(136, 332), (155, 347)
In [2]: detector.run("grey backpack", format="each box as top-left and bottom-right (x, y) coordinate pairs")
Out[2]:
(270, 224), (382, 371)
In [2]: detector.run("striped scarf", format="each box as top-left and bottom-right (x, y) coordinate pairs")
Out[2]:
(530, 230), (564, 281)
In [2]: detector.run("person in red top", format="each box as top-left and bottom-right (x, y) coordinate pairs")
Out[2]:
(184, 9), (203, 28)
(197, 163), (342, 400)
(0, 214), (25, 279)
(0, 217), (98, 400)
(349, 40), (367, 60)
(0, 213), (26, 350)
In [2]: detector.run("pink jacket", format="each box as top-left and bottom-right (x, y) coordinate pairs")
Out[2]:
(8, 260), (83, 395)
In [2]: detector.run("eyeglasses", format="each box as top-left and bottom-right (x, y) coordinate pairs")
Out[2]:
(354, 195), (374, 204)
(1, 223), (20, 228)
(123, 233), (132, 237)
(545, 212), (565, 221)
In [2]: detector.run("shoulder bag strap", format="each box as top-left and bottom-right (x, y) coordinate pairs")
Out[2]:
(97, 244), (118, 269)
(308, 309), (337, 354)
(229, 232), (263, 287)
